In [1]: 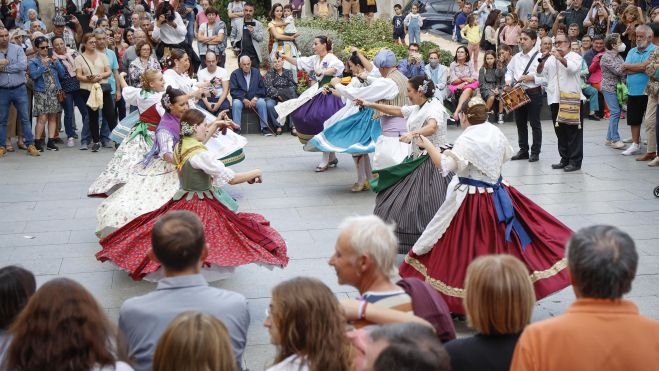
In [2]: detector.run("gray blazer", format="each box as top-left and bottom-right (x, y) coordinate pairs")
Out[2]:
(230, 18), (264, 63)
(118, 274), (250, 371)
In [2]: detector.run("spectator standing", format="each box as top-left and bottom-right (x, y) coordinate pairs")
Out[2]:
(537, 33), (586, 172)
(645, 23), (659, 166)
(558, 0), (589, 37)
(397, 43), (425, 78)
(500, 13), (522, 54)
(622, 25), (655, 156)
(635, 23), (658, 162)
(445, 255), (535, 371)
(93, 28), (121, 144)
(122, 29), (148, 73)
(53, 35), (86, 148)
(128, 40), (160, 88)
(229, 56), (270, 135)
(392, 4), (405, 44)
(227, 0), (246, 46)
(290, 0), (304, 18)
(404, 2), (423, 45)
(29, 35), (66, 152)
(483, 10), (501, 52)
(584, 1), (610, 38)
(516, 0), (535, 24)
(153, 312), (237, 371)
(21, 9), (45, 32)
(196, 0), (211, 27)
(314, 0), (336, 18)
(612, 5), (639, 59)
(197, 51), (231, 115)
(0, 27), (40, 158)
(342, 0), (360, 20)
(197, 7), (226, 68)
(360, 0), (378, 25)
(3, 278), (133, 371)
(600, 33), (627, 150)
(461, 14), (482, 69)
(230, 2), (264, 69)
(153, 2), (200, 72)
(477, 0), (496, 31)
(264, 277), (353, 371)
(119, 211), (250, 371)
(455, 2), (472, 43)
(533, 0), (558, 29)
(268, 3), (300, 80)
(265, 55), (298, 134)
(425, 49), (449, 102)
(572, 42), (600, 121)
(511, 225), (659, 371)
(0, 266), (36, 364)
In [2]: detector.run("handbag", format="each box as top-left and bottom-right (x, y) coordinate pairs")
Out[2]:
(57, 90), (66, 104)
(555, 60), (582, 126)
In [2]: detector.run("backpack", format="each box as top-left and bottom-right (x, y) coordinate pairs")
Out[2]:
(396, 277), (456, 343)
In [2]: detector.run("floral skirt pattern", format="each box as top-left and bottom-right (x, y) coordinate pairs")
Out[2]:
(88, 128), (155, 197)
(33, 73), (62, 116)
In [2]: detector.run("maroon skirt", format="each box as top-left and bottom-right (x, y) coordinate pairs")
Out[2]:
(399, 184), (571, 314)
(97, 192), (289, 280)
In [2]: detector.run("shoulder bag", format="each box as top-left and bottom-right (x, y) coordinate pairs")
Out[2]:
(80, 54), (112, 92)
(555, 59), (582, 126)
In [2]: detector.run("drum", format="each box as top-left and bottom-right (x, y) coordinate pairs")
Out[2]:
(501, 85), (530, 113)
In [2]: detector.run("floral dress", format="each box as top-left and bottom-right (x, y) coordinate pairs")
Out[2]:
(33, 68), (62, 116)
(128, 56), (161, 88)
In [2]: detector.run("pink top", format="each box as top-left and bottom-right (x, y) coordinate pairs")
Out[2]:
(197, 11), (208, 25)
(588, 51), (604, 84)
(499, 24), (521, 46)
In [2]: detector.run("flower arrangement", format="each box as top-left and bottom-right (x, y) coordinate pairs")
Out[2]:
(297, 70), (311, 95)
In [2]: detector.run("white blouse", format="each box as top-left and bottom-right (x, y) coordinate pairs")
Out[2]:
(122, 87), (165, 116)
(189, 150), (236, 186)
(401, 99), (449, 156)
(164, 69), (198, 95)
(297, 53), (345, 80)
(266, 355), (310, 371)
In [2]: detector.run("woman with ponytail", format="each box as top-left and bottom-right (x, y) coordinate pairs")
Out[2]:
(400, 96), (571, 315)
(355, 76), (454, 254)
(88, 69), (166, 197)
(98, 108), (288, 280)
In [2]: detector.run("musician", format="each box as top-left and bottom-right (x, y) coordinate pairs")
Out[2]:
(536, 33), (586, 172)
(505, 28), (543, 162)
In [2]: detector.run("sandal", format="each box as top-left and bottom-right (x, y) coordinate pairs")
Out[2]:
(17, 141), (27, 150)
(5, 141), (15, 152)
(276, 127), (283, 135)
(315, 164), (329, 172)
(291, 128), (298, 136)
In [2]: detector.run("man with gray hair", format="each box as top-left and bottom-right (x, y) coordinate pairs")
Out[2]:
(510, 225), (659, 371)
(229, 55), (269, 135)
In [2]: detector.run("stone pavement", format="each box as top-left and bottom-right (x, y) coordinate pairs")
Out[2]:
(1, 118), (658, 369)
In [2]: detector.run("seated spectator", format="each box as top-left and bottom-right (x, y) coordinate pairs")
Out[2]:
(444, 255), (535, 371)
(511, 225), (659, 370)
(478, 50), (505, 122)
(314, 0), (336, 18)
(425, 49), (449, 102)
(21, 9), (45, 31)
(3, 277), (133, 371)
(0, 266), (36, 362)
(448, 45), (478, 121)
(397, 43), (426, 79)
(264, 277), (353, 371)
(197, 51), (231, 116)
(153, 312), (236, 371)
(571, 42), (600, 120)
(265, 55), (298, 135)
(366, 323), (451, 371)
(119, 211), (250, 371)
(229, 55), (271, 136)
(329, 215), (447, 331)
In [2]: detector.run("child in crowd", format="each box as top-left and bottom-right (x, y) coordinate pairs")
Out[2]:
(283, 4), (297, 36)
(478, 50), (504, 121)
(405, 3), (423, 45)
(461, 14), (481, 69)
(393, 4), (406, 44)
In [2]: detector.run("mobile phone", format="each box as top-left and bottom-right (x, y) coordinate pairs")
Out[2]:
(244, 21), (256, 27)
(47, 48), (53, 58)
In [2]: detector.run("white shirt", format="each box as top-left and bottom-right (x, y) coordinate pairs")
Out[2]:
(266, 355), (310, 371)
(296, 53), (345, 80)
(152, 12), (187, 45)
(537, 52), (586, 105)
(122, 87), (165, 116)
(197, 66), (229, 97)
(505, 47), (542, 89)
(189, 151), (235, 186)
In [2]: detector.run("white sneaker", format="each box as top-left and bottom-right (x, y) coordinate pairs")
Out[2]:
(610, 141), (626, 149)
(497, 113), (504, 125)
(622, 143), (641, 156)
(623, 137), (633, 143)
(604, 139), (612, 146)
(648, 157), (659, 167)
(67, 138), (75, 148)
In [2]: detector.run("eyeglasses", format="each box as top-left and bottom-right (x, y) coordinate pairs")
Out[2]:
(38, 46), (48, 50)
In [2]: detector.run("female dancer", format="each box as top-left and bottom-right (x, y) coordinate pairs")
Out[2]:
(400, 96), (571, 314)
(88, 69), (165, 197)
(278, 36), (345, 171)
(97, 108), (288, 281)
(356, 76), (453, 254)
(164, 48), (246, 164)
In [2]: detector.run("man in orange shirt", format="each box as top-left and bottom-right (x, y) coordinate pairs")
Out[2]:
(510, 225), (659, 371)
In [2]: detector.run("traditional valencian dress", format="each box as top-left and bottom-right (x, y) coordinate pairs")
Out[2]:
(371, 98), (454, 254)
(274, 53), (345, 144)
(400, 122), (571, 314)
(97, 136), (288, 281)
(88, 87), (164, 197)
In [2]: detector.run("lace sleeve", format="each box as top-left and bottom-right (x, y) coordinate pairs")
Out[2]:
(156, 131), (175, 158)
(189, 151), (236, 186)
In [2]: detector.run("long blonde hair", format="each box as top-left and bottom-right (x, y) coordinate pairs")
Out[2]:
(271, 277), (353, 371)
(153, 312), (237, 371)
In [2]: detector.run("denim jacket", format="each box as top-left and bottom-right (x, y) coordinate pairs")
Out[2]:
(28, 58), (65, 92)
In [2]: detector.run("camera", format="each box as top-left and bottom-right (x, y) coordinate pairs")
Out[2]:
(161, 0), (176, 22)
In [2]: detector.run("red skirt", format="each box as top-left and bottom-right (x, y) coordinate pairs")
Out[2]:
(399, 185), (571, 314)
(97, 194), (289, 280)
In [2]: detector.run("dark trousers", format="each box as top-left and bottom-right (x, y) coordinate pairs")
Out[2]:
(550, 102), (585, 168)
(513, 91), (543, 155)
(79, 89), (116, 143)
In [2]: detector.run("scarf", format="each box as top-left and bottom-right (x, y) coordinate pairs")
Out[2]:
(55, 49), (77, 76)
(174, 136), (207, 170)
(141, 112), (181, 166)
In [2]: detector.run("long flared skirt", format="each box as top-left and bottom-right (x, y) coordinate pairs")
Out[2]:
(399, 185), (571, 314)
(97, 192), (289, 280)
(88, 128), (155, 197)
(373, 158), (453, 254)
(304, 108), (381, 154)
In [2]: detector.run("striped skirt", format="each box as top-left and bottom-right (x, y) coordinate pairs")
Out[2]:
(373, 158), (453, 254)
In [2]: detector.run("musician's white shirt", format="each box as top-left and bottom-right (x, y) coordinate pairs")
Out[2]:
(536, 52), (586, 105)
(505, 47), (542, 89)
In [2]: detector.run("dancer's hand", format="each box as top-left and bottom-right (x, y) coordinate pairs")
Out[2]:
(247, 170), (263, 184)
(416, 135), (433, 150)
(399, 133), (414, 143)
(354, 98), (371, 108)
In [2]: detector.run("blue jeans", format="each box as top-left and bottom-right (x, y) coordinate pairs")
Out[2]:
(185, 10), (195, 46)
(0, 85), (34, 146)
(602, 90), (621, 142)
(266, 98), (295, 129)
(582, 85), (599, 113)
(232, 98), (268, 131)
(63, 90), (88, 139)
(408, 25), (421, 45)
